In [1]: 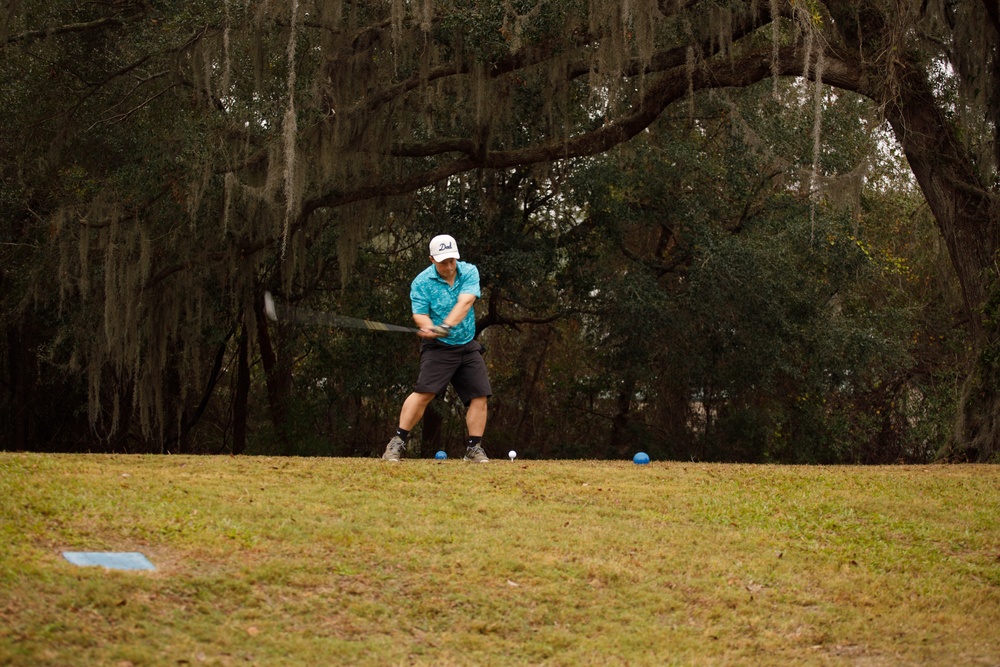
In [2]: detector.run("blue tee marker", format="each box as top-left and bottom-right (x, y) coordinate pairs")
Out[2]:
(435, 451), (448, 460)
(62, 552), (156, 571)
(632, 452), (650, 465)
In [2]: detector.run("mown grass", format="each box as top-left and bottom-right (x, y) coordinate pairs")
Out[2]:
(1, 453), (998, 666)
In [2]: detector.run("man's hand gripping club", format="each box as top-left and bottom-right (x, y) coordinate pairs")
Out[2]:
(413, 293), (475, 340)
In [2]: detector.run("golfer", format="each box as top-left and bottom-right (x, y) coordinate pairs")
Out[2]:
(381, 234), (492, 462)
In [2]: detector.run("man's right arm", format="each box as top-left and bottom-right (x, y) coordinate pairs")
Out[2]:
(412, 313), (434, 330)
(412, 312), (450, 339)
(410, 271), (453, 338)
(410, 274), (436, 337)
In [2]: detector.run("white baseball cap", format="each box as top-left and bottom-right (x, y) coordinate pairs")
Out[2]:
(429, 234), (460, 261)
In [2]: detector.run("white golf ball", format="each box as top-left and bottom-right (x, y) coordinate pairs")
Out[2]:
(508, 450), (516, 460)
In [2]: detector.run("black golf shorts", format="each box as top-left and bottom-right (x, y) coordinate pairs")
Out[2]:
(414, 340), (492, 406)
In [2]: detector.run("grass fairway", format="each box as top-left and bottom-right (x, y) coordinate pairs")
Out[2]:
(1, 454), (999, 666)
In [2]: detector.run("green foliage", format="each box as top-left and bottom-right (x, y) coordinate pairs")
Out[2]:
(0, 1), (980, 460)
(519, 80), (963, 463)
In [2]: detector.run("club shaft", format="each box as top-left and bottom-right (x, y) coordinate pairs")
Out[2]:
(291, 309), (419, 333)
(265, 293), (418, 333)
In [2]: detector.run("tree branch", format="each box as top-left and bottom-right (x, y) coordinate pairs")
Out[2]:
(343, 1), (781, 123)
(151, 40), (862, 292)
(312, 46), (819, 216)
(3, 17), (124, 47)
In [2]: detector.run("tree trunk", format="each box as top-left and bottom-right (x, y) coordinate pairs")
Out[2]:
(231, 329), (250, 455)
(5, 323), (37, 451)
(607, 376), (636, 459)
(797, 33), (1000, 460)
(885, 74), (995, 332)
(882, 63), (1000, 461)
(256, 293), (293, 454)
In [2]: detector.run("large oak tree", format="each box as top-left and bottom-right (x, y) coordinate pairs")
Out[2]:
(2, 0), (996, 457)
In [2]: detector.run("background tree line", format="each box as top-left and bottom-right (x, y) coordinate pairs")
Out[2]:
(1, 0), (994, 461)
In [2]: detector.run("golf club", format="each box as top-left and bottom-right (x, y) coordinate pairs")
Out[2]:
(263, 291), (420, 333)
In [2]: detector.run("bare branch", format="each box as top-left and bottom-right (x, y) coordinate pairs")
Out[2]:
(3, 17), (123, 47)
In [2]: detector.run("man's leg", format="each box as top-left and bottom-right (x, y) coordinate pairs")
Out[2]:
(465, 396), (488, 437)
(399, 391), (436, 430)
(463, 396), (490, 462)
(382, 392), (436, 460)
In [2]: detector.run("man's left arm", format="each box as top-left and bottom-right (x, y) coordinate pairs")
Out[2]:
(443, 264), (480, 328)
(441, 293), (476, 328)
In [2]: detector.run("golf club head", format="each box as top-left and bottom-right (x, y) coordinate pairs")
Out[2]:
(264, 291), (277, 321)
